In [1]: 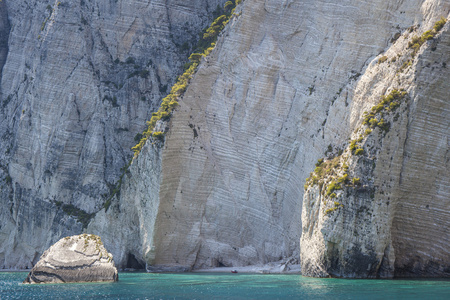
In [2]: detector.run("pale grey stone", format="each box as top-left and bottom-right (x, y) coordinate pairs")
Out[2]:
(23, 234), (118, 284)
(91, 0), (449, 276)
(0, 0), (227, 270)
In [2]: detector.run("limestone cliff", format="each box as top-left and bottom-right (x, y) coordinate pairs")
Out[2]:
(0, 0), (227, 269)
(1, 0), (448, 276)
(0, 0), (8, 82)
(90, 0), (449, 275)
(301, 13), (450, 278)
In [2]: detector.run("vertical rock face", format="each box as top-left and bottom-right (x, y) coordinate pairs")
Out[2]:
(92, 0), (449, 275)
(390, 24), (450, 277)
(0, 0), (227, 269)
(1, 0), (448, 275)
(0, 0), (9, 81)
(301, 7), (449, 278)
(88, 140), (163, 269)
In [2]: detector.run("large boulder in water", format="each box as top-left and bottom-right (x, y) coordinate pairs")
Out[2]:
(23, 234), (118, 284)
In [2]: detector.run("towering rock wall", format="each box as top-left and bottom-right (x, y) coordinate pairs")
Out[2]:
(0, 0), (227, 269)
(0, 0), (9, 81)
(300, 5), (449, 278)
(1, 0), (448, 275)
(390, 21), (450, 277)
(91, 0), (449, 275)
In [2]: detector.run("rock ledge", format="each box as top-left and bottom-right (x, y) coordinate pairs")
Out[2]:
(23, 234), (118, 284)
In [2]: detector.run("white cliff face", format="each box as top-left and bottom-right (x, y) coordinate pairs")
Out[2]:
(91, 0), (449, 274)
(88, 140), (163, 269)
(301, 3), (450, 278)
(389, 26), (450, 277)
(2, 0), (448, 275)
(0, 0), (227, 269)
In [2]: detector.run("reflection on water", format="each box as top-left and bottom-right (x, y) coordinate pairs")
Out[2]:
(1, 272), (449, 299)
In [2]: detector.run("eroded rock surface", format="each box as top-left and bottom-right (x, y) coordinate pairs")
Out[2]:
(1, 0), (448, 277)
(23, 234), (117, 284)
(91, 0), (449, 275)
(301, 9), (450, 278)
(0, 0), (227, 269)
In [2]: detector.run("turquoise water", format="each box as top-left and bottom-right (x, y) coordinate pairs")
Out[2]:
(1, 272), (449, 299)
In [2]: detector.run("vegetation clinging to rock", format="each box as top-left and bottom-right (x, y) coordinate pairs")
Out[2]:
(131, 0), (242, 158)
(304, 89), (409, 215)
(407, 17), (446, 58)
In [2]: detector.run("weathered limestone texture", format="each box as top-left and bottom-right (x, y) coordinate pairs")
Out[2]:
(0, 0), (9, 81)
(23, 234), (118, 284)
(301, 5), (450, 278)
(0, 0), (227, 269)
(92, 0), (449, 274)
(390, 22), (450, 278)
(1, 0), (448, 276)
(88, 140), (163, 269)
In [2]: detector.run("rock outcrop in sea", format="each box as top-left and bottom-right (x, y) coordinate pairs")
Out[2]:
(23, 234), (118, 284)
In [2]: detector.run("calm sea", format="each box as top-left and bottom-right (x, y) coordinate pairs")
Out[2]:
(1, 272), (449, 299)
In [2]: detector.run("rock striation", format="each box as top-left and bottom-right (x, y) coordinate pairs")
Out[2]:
(301, 13), (450, 278)
(0, 0), (9, 81)
(0, 0), (228, 269)
(1, 0), (448, 277)
(90, 0), (449, 276)
(23, 234), (118, 284)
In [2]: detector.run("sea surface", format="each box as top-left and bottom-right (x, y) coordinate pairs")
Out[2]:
(1, 272), (449, 299)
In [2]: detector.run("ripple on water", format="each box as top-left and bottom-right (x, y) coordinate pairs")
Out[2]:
(1, 272), (449, 300)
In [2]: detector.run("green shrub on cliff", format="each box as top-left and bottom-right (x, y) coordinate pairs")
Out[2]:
(224, 1), (235, 11)
(152, 131), (165, 140)
(337, 173), (349, 184)
(354, 148), (364, 155)
(408, 18), (447, 57)
(349, 140), (357, 152)
(188, 53), (203, 63)
(326, 182), (341, 196)
(377, 119), (390, 132)
(325, 202), (343, 215)
(130, 0), (245, 158)
(378, 56), (388, 64)
(433, 17), (446, 32)
(315, 158), (324, 167)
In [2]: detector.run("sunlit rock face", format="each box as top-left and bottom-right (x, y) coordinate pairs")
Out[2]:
(300, 2), (450, 277)
(23, 234), (118, 284)
(91, 0), (448, 275)
(1, 0), (448, 276)
(0, 0), (227, 269)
